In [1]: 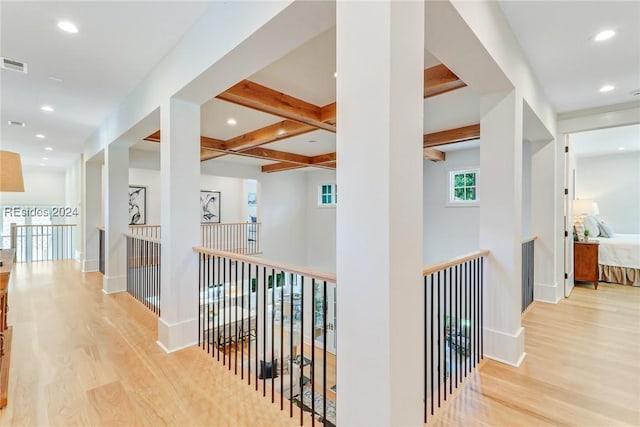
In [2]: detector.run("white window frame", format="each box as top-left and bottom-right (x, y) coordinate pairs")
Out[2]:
(317, 183), (337, 207)
(446, 167), (480, 207)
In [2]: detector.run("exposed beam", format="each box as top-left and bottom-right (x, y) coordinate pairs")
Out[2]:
(217, 80), (336, 132)
(423, 124), (480, 148)
(424, 64), (467, 98)
(260, 162), (305, 173)
(311, 152), (336, 165)
(423, 147), (446, 162)
(225, 120), (316, 151)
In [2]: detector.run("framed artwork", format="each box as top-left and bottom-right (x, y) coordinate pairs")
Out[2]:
(200, 190), (221, 223)
(128, 186), (147, 225)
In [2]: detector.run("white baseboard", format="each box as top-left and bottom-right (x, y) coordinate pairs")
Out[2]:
(102, 275), (126, 294)
(483, 326), (525, 367)
(157, 317), (197, 353)
(82, 259), (99, 272)
(533, 282), (562, 304)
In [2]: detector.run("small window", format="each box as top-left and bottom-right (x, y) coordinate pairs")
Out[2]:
(318, 184), (337, 207)
(448, 168), (479, 206)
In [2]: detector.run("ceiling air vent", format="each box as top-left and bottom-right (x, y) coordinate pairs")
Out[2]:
(1, 57), (28, 74)
(7, 120), (26, 127)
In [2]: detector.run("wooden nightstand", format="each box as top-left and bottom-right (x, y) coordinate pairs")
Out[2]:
(574, 241), (600, 289)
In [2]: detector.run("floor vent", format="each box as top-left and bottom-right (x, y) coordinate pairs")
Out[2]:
(1, 57), (28, 74)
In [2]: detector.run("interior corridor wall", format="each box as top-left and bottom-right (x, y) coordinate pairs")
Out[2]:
(305, 169), (337, 273)
(423, 147), (481, 264)
(127, 167), (247, 225)
(576, 152), (640, 234)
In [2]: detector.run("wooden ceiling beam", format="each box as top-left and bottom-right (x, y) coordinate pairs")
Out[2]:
(225, 120), (316, 151)
(423, 124), (480, 148)
(423, 147), (446, 162)
(424, 64), (467, 98)
(261, 162), (305, 173)
(216, 80), (336, 132)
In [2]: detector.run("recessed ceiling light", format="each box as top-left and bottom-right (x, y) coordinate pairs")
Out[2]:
(7, 120), (25, 127)
(594, 30), (615, 42)
(276, 129), (286, 136)
(35, 134), (46, 139)
(41, 105), (54, 112)
(631, 89), (640, 97)
(42, 157), (49, 160)
(599, 85), (615, 93)
(39, 163), (46, 167)
(618, 147), (625, 151)
(226, 118), (237, 126)
(44, 147), (53, 151)
(48, 76), (63, 83)
(57, 21), (78, 33)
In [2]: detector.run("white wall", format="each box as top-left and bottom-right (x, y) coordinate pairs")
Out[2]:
(423, 148), (480, 264)
(258, 170), (307, 266)
(522, 140), (532, 238)
(127, 167), (247, 225)
(305, 170), (337, 272)
(1, 167), (66, 206)
(65, 158), (83, 260)
(576, 152), (640, 234)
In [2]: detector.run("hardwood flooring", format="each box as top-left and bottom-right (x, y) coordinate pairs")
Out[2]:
(431, 282), (640, 426)
(2, 261), (638, 426)
(0, 261), (301, 427)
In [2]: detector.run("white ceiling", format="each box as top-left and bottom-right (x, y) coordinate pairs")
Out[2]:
(571, 124), (640, 158)
(1, 1), (211, 168)
(499, 1), (640, 113)
(3, 1), (639, 174)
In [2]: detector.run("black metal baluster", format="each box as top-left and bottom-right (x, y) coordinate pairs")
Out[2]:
(299, 276), (305, 427)
(437, 270), (441, 409)
(271, 268), (275, 403)
(280, 271), (284, 410)
(481, 258), (484, 359)
(263, 266), (267, 396)
(449, 267), (453, 395)
(323, 280), (327, 427)
(430, 274), (434, 416)
(235, 260), (239, 374)
(455, 264), (458, 388)
(424, 274), (428, 424)
(241, 261), (245, 379)
(289, 273), (294, 418)
(255, 264), (259, 391)
(311, 278), (316, 426)
(443, 268), (447, 402)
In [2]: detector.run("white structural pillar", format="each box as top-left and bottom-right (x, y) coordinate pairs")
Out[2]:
(103, 143), (129, 293)
(158, 97), (201, 352)
(479, 90), (525, 366)
(82, 160), (102, 272)
(531, 139), (561, 303)
(336, 1), (424, 425)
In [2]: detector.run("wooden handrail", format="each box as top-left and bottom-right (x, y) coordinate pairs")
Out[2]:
(200, 222), (260, 226)
(193, 246), (336, 283)
(521, 236), (538, 244)
(423, 249), (490, 276)
(129, 225), (161, 228)
(124, 233), (161, 245)
(15, 224), (77, 228)
(97, 226), (105, 231)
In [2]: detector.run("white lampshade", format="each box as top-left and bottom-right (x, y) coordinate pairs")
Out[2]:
(574, 199), (595, 216)
(0, 150), (25, 192)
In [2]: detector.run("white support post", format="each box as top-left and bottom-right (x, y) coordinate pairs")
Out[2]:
(336, 1), (424, 425)
(158, 97), (201, 352)
(532, 139), (561, 303)
(103, 143), (129, 293)
(479, 90), (525, 366)
(82, 160), (102, 272)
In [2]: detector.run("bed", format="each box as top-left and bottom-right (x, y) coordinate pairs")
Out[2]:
(579, 215), (640, 287)
(592, 234), (640, 286)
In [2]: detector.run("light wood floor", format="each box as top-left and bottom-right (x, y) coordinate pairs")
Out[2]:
(431, 281), (640, 426)
(2, 262), (639, 426)
(0, 261), (302, 426)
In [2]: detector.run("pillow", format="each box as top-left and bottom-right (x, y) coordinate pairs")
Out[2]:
(259, 359), (278, 379)
(598, 222), (614, 238)
(583, 215), (600, 237)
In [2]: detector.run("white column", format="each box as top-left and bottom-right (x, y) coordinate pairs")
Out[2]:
(82, 160), (102, 272)
(479, 90), (525, 366)
(336, 1), (424, 425)
(158, 97), (201, 352)
(103, 143), (129, 293)
(532, 139), (561, 303)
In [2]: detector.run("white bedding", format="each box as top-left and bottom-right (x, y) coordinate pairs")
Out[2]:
(592, 234), (640, 269)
